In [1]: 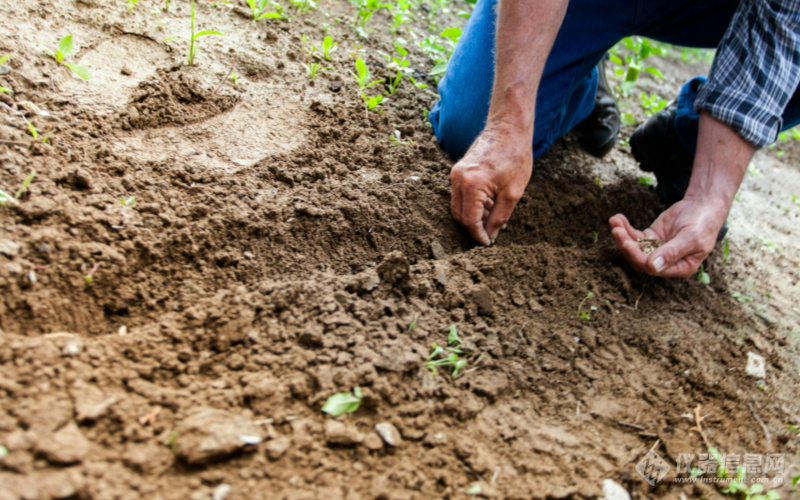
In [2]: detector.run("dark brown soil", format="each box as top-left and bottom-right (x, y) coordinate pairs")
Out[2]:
(1, 1), (799, 499)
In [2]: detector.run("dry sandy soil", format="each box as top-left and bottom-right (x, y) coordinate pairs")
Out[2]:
(1, 0), (799, 498)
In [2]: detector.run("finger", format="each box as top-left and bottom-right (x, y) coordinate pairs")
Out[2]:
(647, 232), (707, 278)
(482, 198), (494, 223)
(485, 192), (519, 241)
(609, 214), (645, 241)
(450, 173), (463, 224)
(461, 190), (492, 246)
(615, 231), (650, 273)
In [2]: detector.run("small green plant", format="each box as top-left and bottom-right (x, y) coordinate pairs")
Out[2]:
(386, 70), (402, 95)
(120, 196), (137, 207)
(758, 236), (779, 254)
(84, 263), (100, 284)
(46, 35), (92, 81)
(608, 36), (664, 95)
(127, 0), (140, 13)
(407, 314), (418, 332)
(0, 54), (11, 92)
(577, 292), (595, 320)
(425, 325), (468, 377)
(351, 0), (389, 37)
(792, 193), (800, 206)
(731, 291), (753, 302)
(322, 35), (339, 60)
(321, 387), (362, 416)
(696, 264), (710, 285)
(304, 62), (330, 79)
(163, 430), (179, 451)
(230, 71), (239, 85)
(640, 91), (668, 116)
(0, 445), (7, 458)
(721, 464), (781, 499)
(351, 57), (383, 89)
(408, 76), (428, 89)
(187, 0), (225, 65)
(723, 238), (730, 264)
(361, 93), (383, 112)
(0, 189), (15, 206)
(15, 171), (36, 199)
(638, 175), (655, 187)
(246, 0), (283, 20)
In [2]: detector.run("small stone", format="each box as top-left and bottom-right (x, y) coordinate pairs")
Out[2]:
(121, 66), (133, 76)
(212, 484), (232, 500)
(324, 420), (364, 446)
(745, 352), (767, 379)
(75, 394), (119, 423)
(0, 239), (21, 258)
(528, 299), (544, 313)
(374, 422), (402, 447)
(601, 479), (631, 500)
(38, 243), (52, 253)
(174, 407), (262, 464)
(470, 285), (495, 316)
(430, 241), (447, 260)
(362, 432), (383, 451)
(423, 431), (447, 446)
(243, 251), (255, 260)
(265, 436), (290, 460)
(36, 422), (91, 465)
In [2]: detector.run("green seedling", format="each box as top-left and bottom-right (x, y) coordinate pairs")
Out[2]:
(792, 193), (800, 206)
(640, 91), (668, 116)
(696, 264), (710, 285)
(447, 324), (461, 346)
(758, 236), (779, 253)
(638, 175), (655, 187)
(84, 263), (100, 284)
(351, 0), (389, 36)
(592, 231), (599, 244)
(0, 445), (7, 458)
(163, 0), (171, 10)
(321, 387), (362, 416)
(230, 71), (239, 85)
(723, 238), (730, 264)
(351, 58), (383, 89)
(322, 35), (338, 60)
(127, 0), (140, 12)
(246, 0), (283, 20)
(794, 472), (800, 488)
(0, 189), (15, 206)
(721, 464), (781, 500)
(120, 196), (137, 207)
(425, 325), (469, 377)
(408, 76), (427, 89)
(0, 86), (11, 94)
(609, 36), (664, 95)
(361, 93), (383, 112)
(425, 352), (467, 377)
(439, 27), (462, 44)
(577, 292), (595, 320)
(163, 430), (179, 451)
(289, 0), (317, 14)
(407, 314), (418, 332)
(789, 424), (800, 433)
(187, 0), (226, 65)
(731, 291), (753, 302)
(15, 171), (36, 199)
(46, 35), (92, 81)
(304, 62), (331, 79)
(386, 70), (402, 95)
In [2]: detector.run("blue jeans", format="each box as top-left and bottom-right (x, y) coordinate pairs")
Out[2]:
(429, 0), (800, 160)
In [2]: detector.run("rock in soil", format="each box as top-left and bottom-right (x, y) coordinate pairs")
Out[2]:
(324, 420), (364, 446)
(601, 478), (631, 500)
(265, 436), (291, 461)
(35, 422), (91, 465)
(174, 407), (261, 464)
(362, 432), (384, 451)
(375, 422), (402, 447)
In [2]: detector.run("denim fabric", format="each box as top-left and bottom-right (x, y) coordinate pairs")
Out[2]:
(429, 0), (800, 160)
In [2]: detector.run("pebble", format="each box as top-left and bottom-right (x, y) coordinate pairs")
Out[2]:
(212, 484), (232, 500)
(0, 239), (21, 258)
(36, 422), (91, 465)
(265, 436), (291, 460)
(430, 241), (447, 260)
(362, 432), (383, 451)
(174, 407), (262, 464)
(601, 479), (631, 500)
(375, 422), (402, 447)
(324, 420), (364, 446)
(745, 352), (767, 379)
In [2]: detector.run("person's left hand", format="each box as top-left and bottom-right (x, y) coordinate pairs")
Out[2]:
(609, 196), (728, 278)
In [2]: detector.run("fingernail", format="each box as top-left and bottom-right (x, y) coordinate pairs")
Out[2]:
(652, 256), (666, 272)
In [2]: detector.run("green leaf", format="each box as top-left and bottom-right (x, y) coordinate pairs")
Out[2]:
(448, 324), (461, 346)
(58, 35), (74, 59)
(355, 57), (369, 83)
(257, 12), (282, 18)
(439, 27), (462, 43)
(0, 54), (10, 65)
(621, 112), (636, 125)
(193, 30), (226, 39)
(64, 63), (92, 81)
(0, 445), (7, 458)
(608, 54), (622, 66)
(0, 188), (15, 206)
(644, 66), (664, 79)
(429, 62), (447, 76)
(0, 86), (11, 94)
(16, 171), (36, 199)
(696, 265), (710, 285)
(26, 121), (38, 140)
(407, 314), (418, 332)
(793, 472), (800, 487)
(321, 388), (362, 416)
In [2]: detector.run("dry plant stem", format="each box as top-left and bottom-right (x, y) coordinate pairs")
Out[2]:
(693, 404), (712, 450)
(748, 402), (772, 451)
(0, 140), (29, 146)
(213, 54), (238, 94)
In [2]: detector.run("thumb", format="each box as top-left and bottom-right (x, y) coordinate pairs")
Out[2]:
(485, 191), (519, 241)
(647, 231), (701, 278)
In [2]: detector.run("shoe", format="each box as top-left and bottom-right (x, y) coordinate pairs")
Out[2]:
(573, 57), (621, 158)
(629, 102), (729, 242)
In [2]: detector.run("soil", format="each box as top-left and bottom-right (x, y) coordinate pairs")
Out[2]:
(1, 1), (799, 499)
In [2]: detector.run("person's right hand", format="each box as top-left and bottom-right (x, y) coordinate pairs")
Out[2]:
(450, 123), (533, 246)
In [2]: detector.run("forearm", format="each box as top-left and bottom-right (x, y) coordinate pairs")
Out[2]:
(684, 112), (756, 212)
(487, 0), (569, 138)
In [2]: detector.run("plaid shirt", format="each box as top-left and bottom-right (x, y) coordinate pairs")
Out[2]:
(694, 0), (800, 147)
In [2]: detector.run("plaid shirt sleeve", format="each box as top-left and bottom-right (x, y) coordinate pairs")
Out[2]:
(694, 0), (800, 148)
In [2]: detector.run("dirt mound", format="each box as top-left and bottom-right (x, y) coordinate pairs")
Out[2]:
(125, 69), (239, 129)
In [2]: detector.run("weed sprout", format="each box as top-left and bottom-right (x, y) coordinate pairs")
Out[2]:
(322, 36), (339, 60)
(46, 35), (92, 81)
(577, 292), (595, 320)
(321, 387), (362, 416)
(187, 0), (226, 65)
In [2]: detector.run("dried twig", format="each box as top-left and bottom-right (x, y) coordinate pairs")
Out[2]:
(618, 421), (647, 431)
(748, 402), (772, 451)
(213, 54), (238, 95)
(692, 404), (712, 450)
(634, 291), (644, 311)
(0, 140), (28, 147)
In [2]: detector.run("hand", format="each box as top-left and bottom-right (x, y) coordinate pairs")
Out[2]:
(609, 196), (728, 278)
(450, 124), (532, 246)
